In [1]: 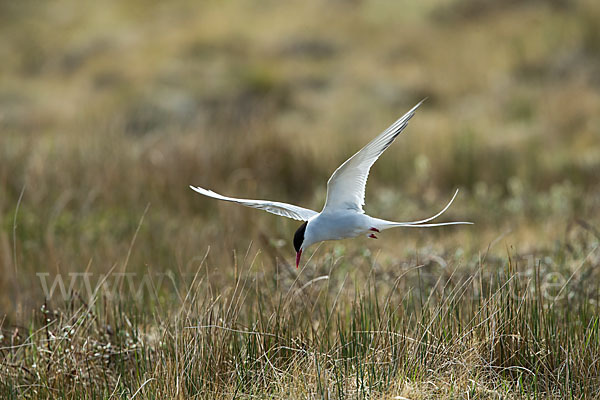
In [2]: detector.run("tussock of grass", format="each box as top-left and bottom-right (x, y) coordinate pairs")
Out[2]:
(2, 233), (599, 398)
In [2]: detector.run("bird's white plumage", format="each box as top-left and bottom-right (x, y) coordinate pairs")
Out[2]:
(392, 188), (461, 226)
(190, 100), (472, 267)
(322, 100), (424, 214)
(189, 186), (318, 221)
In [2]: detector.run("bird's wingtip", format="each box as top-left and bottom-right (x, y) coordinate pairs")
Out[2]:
(409, 98), (427, 113)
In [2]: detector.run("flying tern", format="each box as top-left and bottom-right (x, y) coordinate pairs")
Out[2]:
(190, 100), (472, 268)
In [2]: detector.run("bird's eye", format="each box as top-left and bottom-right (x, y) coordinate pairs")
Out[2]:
(293, 221), (308, 252)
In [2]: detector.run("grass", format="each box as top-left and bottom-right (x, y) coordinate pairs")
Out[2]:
(1, 0), (600, 398)
(2, 238), (599, 398)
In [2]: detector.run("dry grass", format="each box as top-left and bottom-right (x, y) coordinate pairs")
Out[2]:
(1, 0), (599, 398)
(2, 236), (599, 398)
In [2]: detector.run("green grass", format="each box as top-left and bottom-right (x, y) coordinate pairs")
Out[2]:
(1, 0), (600, 398)
(2, 240), (599, 398)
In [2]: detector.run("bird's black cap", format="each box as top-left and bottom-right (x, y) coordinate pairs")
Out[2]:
(293, 221), (308, 252)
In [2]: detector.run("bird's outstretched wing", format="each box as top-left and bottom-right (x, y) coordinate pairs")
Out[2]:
(189, 186), (318, 221)
(322, 100), (424, 213)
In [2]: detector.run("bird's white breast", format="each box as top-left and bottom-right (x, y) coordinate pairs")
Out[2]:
(305, 211), (373, 246)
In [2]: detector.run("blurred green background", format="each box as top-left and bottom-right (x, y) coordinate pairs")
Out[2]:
(1, 0), (599, 319)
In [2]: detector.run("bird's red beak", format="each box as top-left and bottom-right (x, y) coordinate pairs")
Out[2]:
(296, 249), (302, 269)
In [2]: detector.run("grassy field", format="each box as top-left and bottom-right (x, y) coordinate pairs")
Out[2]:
(1, 0), (599, 398)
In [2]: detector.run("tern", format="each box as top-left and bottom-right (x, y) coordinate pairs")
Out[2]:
(190, 101), (471, 268)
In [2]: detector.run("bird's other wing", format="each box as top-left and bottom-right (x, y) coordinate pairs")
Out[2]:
(322, 100), (424, 213)
(189, 186), (318, 221)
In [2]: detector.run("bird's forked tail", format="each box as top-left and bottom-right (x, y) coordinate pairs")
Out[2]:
(371, 189), (472, 231)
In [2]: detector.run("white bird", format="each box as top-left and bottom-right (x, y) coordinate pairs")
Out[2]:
(190, 101), (472, 268)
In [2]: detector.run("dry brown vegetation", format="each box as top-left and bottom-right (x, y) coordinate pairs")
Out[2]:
(1, 0), (599, 398)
